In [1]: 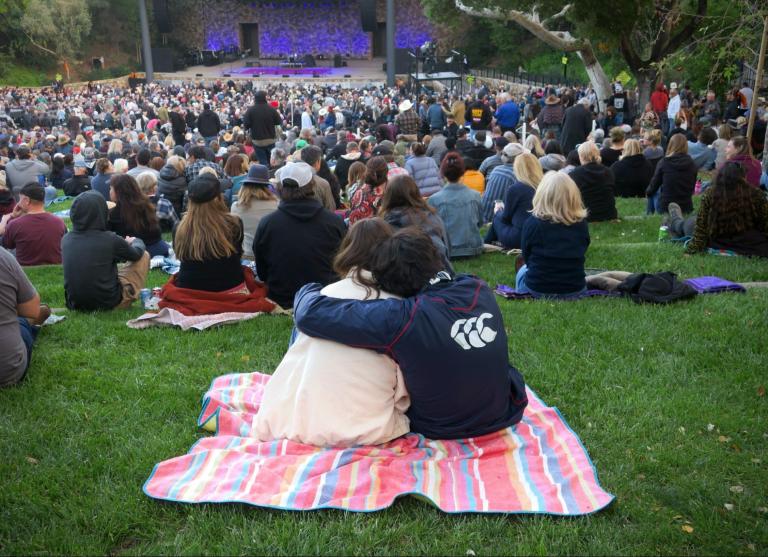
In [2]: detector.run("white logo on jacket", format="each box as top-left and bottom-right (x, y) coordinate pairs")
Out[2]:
(450, 313), (497, 350)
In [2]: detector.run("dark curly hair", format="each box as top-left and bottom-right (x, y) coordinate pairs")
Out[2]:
(369, 226), (444, 298)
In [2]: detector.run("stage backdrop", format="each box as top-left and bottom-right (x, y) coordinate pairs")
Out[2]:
(166, 0), (435, 59)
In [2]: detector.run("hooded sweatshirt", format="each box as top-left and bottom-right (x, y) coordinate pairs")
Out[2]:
(5, 158), (49, 200)
(61, 191), (146, 310)
(157, 163), (187, 215)
(646, 153), (697, 213)
(253, 198), (345, 309)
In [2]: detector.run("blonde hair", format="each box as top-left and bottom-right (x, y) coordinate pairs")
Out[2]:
(237, 183), (277, 209)
(620, 139), (643, 159)
(167, 155), (186, 174)
(164, 135), (175, 148)
(530, 171), (587, 225)
(666, 134), (688, 157)
(513, 153), (543, 189)
(524, 135), (545, 157)
(198, 167), (217, 178)
(645, 129), (662, 146)
(135, 171), (158, 195)
(107, 139), (123, 156)
(174, 196), (240, 261)
(113, 158), (129, 174)
(0, 170), (7, 190)
(577, 141), (601, 165)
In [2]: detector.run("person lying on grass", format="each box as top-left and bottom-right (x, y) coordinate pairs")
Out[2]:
(252, 218), (409, 446)
(294, 226), (527, 440)
(62, 191), (150, 311)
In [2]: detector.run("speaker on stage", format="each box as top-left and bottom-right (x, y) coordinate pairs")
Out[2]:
(360, 0), (376, 33)
(153, 0), (172, 34)
(333, 54), (343, 68)
(302, 54), (316, 67)
(152, 48), (174, 72)
(395, 48), (411, 73)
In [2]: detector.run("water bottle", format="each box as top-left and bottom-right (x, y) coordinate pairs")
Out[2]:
(658, 225), (669, 242)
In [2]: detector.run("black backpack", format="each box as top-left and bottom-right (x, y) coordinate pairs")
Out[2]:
(617, 272), (698, 304)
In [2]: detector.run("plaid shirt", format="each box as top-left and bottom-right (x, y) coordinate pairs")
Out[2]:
(153, 194), (179, 229)
(395, 109), (420, 136)
(184, 160), (225, 183)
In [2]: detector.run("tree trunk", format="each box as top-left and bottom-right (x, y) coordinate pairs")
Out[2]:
(635, 68), (657, 113)
(453, 0), (612, 110)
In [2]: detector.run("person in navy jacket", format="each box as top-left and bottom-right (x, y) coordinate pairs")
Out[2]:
(294, 227), (528, 440)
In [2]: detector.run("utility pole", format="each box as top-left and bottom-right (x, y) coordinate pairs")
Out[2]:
(138, 0), (154, 83)
(747, 14), (767, 142)
(386, 0), (395, 87)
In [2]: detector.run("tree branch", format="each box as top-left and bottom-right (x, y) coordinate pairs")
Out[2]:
(542, 4), (573, 26)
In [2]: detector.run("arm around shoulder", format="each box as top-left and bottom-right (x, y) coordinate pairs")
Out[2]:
(293, 283), (409, 352)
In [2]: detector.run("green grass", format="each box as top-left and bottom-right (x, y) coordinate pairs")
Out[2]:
(1, 198), (766, 555)
(0, 61), (49, 87)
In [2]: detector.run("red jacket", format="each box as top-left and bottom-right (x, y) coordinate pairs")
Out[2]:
(650, 85), (668, 113)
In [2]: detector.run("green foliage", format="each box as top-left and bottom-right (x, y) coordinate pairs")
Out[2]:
(0, 58), (48, 86)
(84, 63), (138, 82)
(20, 0), (92, 63)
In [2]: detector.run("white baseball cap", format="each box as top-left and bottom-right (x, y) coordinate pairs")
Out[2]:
(276, 161), (314, 188)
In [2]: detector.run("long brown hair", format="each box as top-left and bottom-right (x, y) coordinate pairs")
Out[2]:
(110, 174), (159, 235)
(380, 174), (433, 215)
(364, 156), (389, 187)
(224, 153), (248, 177)
(174, 195), (241, 261)
(347, 160), (366, 189)
(666, 134), (688, 157)
(333, 218), (393, 298)
(707, 162), (761, 237)
(237, 183), (277, 209)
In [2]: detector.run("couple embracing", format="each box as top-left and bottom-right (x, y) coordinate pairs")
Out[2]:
(253, 219), (528, 446)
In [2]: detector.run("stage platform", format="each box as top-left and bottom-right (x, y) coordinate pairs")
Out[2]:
(155, 57), (390, 86)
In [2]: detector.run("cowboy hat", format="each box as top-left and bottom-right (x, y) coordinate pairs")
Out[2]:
(318, 107), (328, 117)
(544, 95), (561, 105)
(398, 99), (413, 112)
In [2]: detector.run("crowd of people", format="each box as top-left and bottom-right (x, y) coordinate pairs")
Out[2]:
(1, 75), (767, 446)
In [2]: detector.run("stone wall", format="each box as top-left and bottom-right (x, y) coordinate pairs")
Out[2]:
(168, 0), (435, 57)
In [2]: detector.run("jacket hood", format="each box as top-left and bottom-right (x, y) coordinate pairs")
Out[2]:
(665, 153), (693, 169)
(8, 159), (39, 171)
(278, 199), (324, 221)
(159, 164), (183, 181)
(70, 190), (108, 232)
(341, 151), (362, 161)
(655, 83), (665, 92)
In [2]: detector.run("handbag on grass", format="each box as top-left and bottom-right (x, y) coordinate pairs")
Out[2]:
(616, 271), (698, 304)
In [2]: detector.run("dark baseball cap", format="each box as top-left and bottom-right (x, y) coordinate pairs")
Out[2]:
(186, 174), (221, 203)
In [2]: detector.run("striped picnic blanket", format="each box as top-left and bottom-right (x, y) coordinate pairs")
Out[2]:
(143, 372), (614, 515)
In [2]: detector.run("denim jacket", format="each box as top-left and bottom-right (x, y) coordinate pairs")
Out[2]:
(427, 183), (483, 258)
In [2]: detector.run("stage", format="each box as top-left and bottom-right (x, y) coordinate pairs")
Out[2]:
(154, 57), (390, 86)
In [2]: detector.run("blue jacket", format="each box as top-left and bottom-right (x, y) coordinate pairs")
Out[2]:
(687, 141), (716, 170)
(426, 103), (446, 131)
(428, 183), (483, 258)
(494, 101), (520, 129)
(405, 155), (442, 197)
(492, 180), (535, 248)
(521, 216), (590, 294)
(294, 274), (528, 439)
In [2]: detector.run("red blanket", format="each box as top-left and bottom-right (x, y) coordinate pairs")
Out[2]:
(159, 267), (276, 316)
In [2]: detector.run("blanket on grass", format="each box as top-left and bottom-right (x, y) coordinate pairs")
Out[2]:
(495, 276), (745, 300)
(127, 307), (265, 331)
(159, 267), (276, 316)
(143, 372), (614, 515)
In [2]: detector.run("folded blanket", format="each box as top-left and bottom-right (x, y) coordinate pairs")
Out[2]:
(684, 276), (746, 294)
(159, 267), (276, 316)
(127, 307), (266, 331)
(144, 372), (615, 515)
(496, 275), (745, 300)
(495, 285), (620, 300)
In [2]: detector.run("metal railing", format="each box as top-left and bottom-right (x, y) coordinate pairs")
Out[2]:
(470, 67), (576, 88)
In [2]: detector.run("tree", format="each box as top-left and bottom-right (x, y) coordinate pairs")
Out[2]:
(20, 0), (92, 80)
(423, 0), (713, 107)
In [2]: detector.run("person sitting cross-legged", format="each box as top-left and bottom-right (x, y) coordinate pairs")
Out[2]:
(294, 226), (528, 440)
(0, 182), (67, 266)
(252, 218), (410, 447)
(62, 191), (150, 311)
